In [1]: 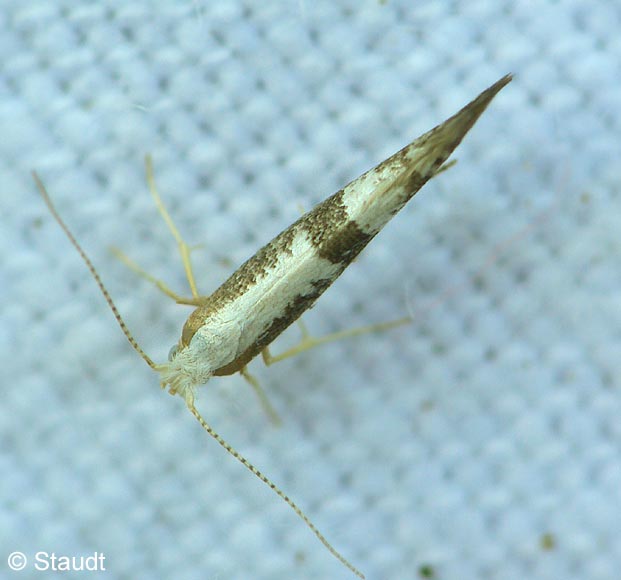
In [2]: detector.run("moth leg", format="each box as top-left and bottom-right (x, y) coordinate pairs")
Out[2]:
(433, 158), (457, 176)
(240, 366), (282, 425)
(144, 154), (202, 300)
(109, 246), (203, 306)
(262, 316), (411, 365)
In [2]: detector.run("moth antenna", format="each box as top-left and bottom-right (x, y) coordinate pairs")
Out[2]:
(186, 401), (365, 579)
(33, 171), (157, 370)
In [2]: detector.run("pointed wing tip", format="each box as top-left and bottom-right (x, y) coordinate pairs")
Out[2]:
(427, 73), (513, 161)
(405, 74), (512, 178)
(456, 73), (513, 127)
(480, 73), (513, 103)
(493, 72), (514, 90)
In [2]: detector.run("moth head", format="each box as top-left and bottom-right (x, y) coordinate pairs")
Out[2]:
(157, 340), (213, 404)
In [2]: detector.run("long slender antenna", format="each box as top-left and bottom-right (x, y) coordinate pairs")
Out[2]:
(35, 170), (364, 576)
(33, 172), (157, 370)
(186, 400), (365, 579)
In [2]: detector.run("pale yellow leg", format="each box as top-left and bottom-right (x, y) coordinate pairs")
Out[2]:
(240, 366), (282, 425)
(144, 154), (201, 299)
(109, 246), (202, 305)
(434, 158), (457, 176)
(110, 155), (213, 306)
(262, 315), (412, 366)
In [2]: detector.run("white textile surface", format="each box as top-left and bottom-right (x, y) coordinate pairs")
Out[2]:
(2, 2), (620, 579)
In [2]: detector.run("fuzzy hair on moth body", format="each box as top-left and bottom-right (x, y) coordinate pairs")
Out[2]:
(34, 74), (511, 579)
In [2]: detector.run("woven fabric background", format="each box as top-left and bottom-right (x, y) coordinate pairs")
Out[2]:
(2, 2), (619, 579)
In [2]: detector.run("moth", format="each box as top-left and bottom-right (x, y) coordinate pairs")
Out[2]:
(34, 74), (511, 579)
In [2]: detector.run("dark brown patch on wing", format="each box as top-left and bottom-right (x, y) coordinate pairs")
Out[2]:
(299, 190), (374, 264)
(188, 185), (357, 314)
(316, 219), (374, 264)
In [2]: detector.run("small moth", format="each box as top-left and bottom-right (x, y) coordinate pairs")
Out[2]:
(34, 74), (511, 579)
